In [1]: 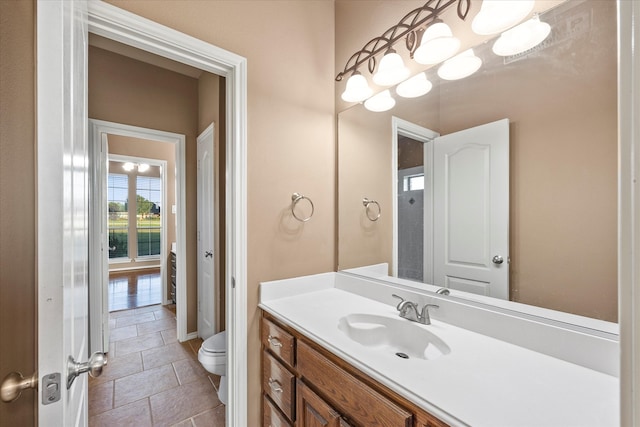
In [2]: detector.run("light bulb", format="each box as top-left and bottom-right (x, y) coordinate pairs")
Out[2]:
(396, 73), (433, 98)
(364, 90), (396, 112)
(123, 162), (135, 172)
(492, 16), (551, 56)
(414, 22), (461, 65)
(341, 71), (373, 103)
(373, 49), (410, 87)
(437, 49), (482, 81)
(472, 0), (535, 35)
(138, 163), (150, 173)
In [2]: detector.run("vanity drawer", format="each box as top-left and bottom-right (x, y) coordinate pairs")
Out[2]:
(297, 340), (412, 427)
(263, 395), (292, 427)
(263, 350), (296, 421)
(261, 317), (295, 367)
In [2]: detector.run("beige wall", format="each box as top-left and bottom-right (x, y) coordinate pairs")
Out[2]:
(103, 1), (336, 425)
(107, 136), (177, 299)
(337, 0), (617, 321)
(89, 46), (201, 331)
(0, 1), (36, 425)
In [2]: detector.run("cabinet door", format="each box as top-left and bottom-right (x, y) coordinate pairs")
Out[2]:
(297, 380), (348, 427)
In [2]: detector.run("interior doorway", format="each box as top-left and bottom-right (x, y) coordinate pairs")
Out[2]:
(89, 119), (186, 353)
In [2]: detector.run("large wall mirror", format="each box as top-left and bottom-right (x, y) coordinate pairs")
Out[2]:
(337, 0), (617, 323)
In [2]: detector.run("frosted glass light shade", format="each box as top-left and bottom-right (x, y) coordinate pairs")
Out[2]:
(492, 16), (551, 56)
(138, 163), (150, 173)
(364, 90), (396, 112)
(472, 0), (534, 35)
(373, 50), (410, 86)
(123, 162), (135, 171)
(414, 22), (461, 65)
(396, 73), (433, 98)
(437, 49), (482, 81)
(341, 72), (373, 103)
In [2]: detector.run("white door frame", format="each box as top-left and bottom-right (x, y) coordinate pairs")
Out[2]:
(42, 1), (248, 423)
(391, 117), (439, 281)
(89, 120), (185, 351)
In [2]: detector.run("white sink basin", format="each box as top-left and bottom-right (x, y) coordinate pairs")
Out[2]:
(337, 313), (451, 360)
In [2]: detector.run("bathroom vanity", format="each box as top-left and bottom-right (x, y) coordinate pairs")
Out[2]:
(261, 313), (445, 427)
(259, 272), (618, 426)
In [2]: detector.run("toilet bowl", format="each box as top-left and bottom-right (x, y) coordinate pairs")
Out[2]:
(198, 330), (227, 405)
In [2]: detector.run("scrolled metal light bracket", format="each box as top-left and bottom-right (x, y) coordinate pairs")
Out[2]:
(336, 0), (470, 82)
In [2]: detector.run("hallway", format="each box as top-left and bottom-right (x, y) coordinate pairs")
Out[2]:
(89, 304), (225, 426)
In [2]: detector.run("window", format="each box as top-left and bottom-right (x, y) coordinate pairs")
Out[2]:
(107, 173), (128, 259)
(403, 173), (425, 191)
(136, 176), (162, 257)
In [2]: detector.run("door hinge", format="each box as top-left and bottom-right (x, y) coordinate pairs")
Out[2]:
(232, 276), (236, 289)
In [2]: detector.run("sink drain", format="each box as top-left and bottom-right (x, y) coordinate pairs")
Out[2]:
(395, 352), (409, 359)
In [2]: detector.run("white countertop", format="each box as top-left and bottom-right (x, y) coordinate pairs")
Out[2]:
(259, 274), (618, 427)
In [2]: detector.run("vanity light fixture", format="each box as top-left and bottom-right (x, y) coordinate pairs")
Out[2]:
(492, 15), (551, 57)
(396, 72), (433, 98)
(437, 48), (482, 80)
(341, 71), (374, 103)
(373, 48), (411, 86)
(335, 0), (471, 102)
(364, 90), (396, 112)
(471, 0), (535, 35)
(413, 21), (461, 65)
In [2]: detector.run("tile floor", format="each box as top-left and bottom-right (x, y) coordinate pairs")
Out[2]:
(89, 304), (225, 427)
(108, 268), (163, 312)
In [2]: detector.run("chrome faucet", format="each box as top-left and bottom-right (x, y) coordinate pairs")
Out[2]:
(392, 294), (439, 325)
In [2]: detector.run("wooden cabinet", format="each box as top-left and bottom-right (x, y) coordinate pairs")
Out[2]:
(263, 350), (296, 420)
(263, 395), (292, 427)
(261, 316), (295, 366)
(297, 379), (353, 427)
(297, 340), (412, 427)
(261, 313), (448, 427)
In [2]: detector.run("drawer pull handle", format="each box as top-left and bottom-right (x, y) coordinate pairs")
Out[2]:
(268, 378), (283, 393)
(267, 335), (283, 348)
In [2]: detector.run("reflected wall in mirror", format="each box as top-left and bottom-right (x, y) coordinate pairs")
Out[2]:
(337, 0), (617, 322)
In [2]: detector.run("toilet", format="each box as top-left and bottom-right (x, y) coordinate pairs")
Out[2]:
(198, 330), (227, 405)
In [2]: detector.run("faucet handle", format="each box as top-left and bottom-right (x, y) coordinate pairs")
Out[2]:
(391, 294), (405, 310)
(419, 303), (439, 325)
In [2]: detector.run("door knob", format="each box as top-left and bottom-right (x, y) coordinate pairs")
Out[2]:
(1, 371), (38, 403)
(67, 352), (107, 389)
(205, 251), (213, 258)
(492, 255), (504, 265)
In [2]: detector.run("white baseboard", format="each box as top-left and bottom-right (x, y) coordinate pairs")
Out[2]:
(183, 331), (199, 342)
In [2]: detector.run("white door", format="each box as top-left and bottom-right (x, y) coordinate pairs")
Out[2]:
(433, 119), (509, 299)
(37, 1), (104, 425)
(197, 124), (216, 340)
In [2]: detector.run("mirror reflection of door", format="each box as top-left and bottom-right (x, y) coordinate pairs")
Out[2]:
(396, 119), (509, 299)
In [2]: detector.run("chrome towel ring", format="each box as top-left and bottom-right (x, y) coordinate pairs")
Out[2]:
(291, 193), (314, 222)
(363, 198), (381, 221)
